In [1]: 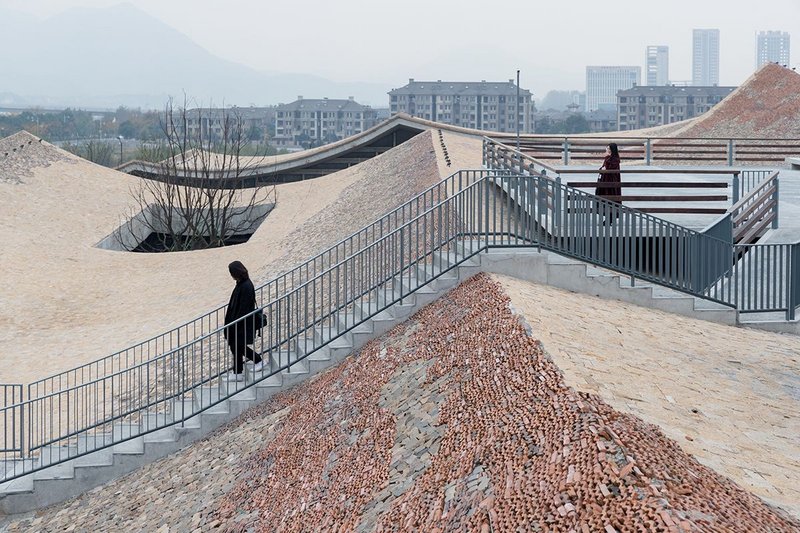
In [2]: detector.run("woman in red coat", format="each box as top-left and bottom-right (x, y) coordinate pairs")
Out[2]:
(595, 143), (622, 202)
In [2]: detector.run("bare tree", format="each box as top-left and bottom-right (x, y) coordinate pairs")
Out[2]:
(115, 98), (278, 252)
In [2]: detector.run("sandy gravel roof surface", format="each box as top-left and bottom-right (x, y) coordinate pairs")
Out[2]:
(5, 274), (797, 531)
(0, 130), (460, 384)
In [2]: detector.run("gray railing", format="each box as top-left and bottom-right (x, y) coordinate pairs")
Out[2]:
(27, 170), (486, 406)
(488, 135), (800, 166)
(484, 137), (780, 238)
(731, 171), (780, 243)
(0, 171), (489, 478)
(0, 385), (22, 455)
(1, 170), (797, 482)
(729, 243), (799, 315)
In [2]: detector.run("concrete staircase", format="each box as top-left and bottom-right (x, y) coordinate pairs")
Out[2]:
(0, 250), (480, 514)
(3, 241), (787, 514)
(466, 241), (738, 326)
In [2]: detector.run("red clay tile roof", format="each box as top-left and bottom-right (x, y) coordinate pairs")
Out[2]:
(677, 63), (800, 138)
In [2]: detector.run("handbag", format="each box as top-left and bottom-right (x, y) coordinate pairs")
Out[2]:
(254, 308), (267, 333)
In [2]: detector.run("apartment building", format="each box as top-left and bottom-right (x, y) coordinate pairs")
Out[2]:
(388, 79), (534, 133)
(273, 97), (378, 148)
(183, 106), (275, 142)
(586, 66), (641, 112)
(617, 85), (735, 131)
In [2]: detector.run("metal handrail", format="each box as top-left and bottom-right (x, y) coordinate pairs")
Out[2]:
(26, 169), (497, 400)
(729, 171), (780, 244)
(490, 134), (800, 142)
(483, 137), (779, 217)
(8, 175), (490, 463)
(2, 170), (798, 482)
(488, 135), (800, 166)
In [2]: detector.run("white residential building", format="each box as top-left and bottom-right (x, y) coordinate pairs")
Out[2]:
(585, 66), (641, 112)
(388, 79), (534, 133)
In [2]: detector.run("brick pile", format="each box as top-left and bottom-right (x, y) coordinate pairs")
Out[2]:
(6, 273), (797, 531)
(675, 63), (800, 139)
(212, 273), (798, 531)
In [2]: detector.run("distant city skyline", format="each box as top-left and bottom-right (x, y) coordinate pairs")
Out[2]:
(0, 0), (798, 104)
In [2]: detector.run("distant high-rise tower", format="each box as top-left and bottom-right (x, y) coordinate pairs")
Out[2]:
(585, 66), (641, 112)
(646, 45), (669, 86)
(693, 29), (720, 86)
(756, 31), (790, 68)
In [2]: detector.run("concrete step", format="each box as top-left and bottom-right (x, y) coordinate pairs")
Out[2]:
(311, 324), (353, 351)
(72, 442), (114, 468)
(271, 350), (309, 375)
(372, 288), (416, 318)
(299, 342), (331, 362)
(218, 373), (258, 400)
(170, 398), (202, 422)
(36, 445), (77, 468)
(32, 459), (75, 481)
(415, 262), (459, 288)
(432, 249), (480, 269)
(0, 474), (34, 495)
(336, 311), (373, 334)
(192, 386), (231, 414)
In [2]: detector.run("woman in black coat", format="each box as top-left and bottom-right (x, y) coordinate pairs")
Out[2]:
(224, 261), (263, 379)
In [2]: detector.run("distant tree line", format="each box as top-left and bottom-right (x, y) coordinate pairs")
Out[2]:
(0, 107), (163, 142)
(0, 105), (287, 167)
(534, 114), (590, 134)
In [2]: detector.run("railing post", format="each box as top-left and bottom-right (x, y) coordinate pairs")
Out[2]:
(484, 178), (490, 246)
(773, 175), (780, 229)
(562, 138), (570, 165)
(18, 393), (25, 461)
(645, 139), (652, 166)
(554, 174), (562, 235)
(732, 172), (740, 205)
(727, 139), (735, 166)
(788, 243), (798, 321)
(398, 228), (404, 305)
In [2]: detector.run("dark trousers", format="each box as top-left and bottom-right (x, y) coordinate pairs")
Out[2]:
(227, 336), (262, 373)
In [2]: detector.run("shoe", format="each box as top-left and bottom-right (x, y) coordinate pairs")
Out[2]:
(252, 361), (265, 372)
(225, 371), (244, 382)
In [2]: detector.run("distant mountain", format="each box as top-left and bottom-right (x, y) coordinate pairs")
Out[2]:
(0, 3), (390, 109)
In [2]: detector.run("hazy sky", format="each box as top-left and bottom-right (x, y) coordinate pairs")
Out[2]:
(3, 0), (799, 96)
